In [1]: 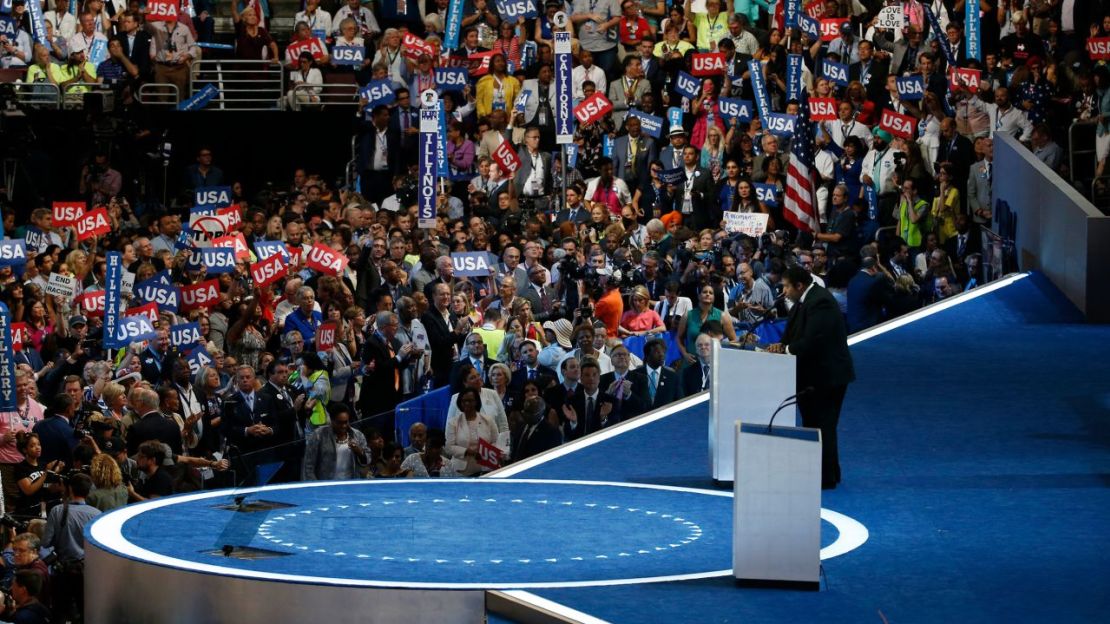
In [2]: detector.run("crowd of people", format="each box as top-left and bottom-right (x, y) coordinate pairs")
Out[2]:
(0, 0), (1101, 622)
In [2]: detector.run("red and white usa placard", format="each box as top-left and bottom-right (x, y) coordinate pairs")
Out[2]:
(250, 252), (287, 289)
(476, 438), (503, 469)
(691, 52), (726, 77)
(491, 137), (521, 175)
(77, 290), (106, 317)
(1087, 37), (1110, 60)
(217, 204), (243, 229)
(820, 18), (849, 41)
(402, 32), (436, 60)
(287, 37), (327, 61)
(180, 279), (221, 311)
(211, 232), (250, 261)
(146, 0), (179, 22)
(52, 201), (85, 226)
(879, 108), (916, 140)
(573, 92), (613, 126)
(948, 67), (981, 92)
(468, 51), (495, 76)
(315, 321), (337, 352)
(804, 0), (825, 18)
(125, 301), (159, 325)
(809, 97), (838, 121)
(75, 207), (112, 241)
(10, 323), (25, 352)
(305, 245), (349, 275)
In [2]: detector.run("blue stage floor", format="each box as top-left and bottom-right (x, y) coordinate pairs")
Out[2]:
(498, 273), (1110, 623)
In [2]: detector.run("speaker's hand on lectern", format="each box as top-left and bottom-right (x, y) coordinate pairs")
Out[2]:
(765, 343), (785, 354)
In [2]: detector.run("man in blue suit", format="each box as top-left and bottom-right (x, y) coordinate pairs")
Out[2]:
(33, 394), (79, 467)
(846, 257), (894, 334)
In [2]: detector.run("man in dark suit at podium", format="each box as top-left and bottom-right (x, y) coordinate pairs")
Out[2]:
(767, 267), (855, 490)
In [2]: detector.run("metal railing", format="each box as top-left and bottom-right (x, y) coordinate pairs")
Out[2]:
(136, 82), (181, 106)
(9, 82), (61, 109)
(287, 82), (359, 111)
(1068, 120), (1097, 190)
(189, 59), (284, 110)
(345, 135), (358, 190)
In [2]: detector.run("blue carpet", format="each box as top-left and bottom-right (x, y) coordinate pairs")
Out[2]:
(513, 273), (1110, 623)
(100, 480), (736, 587)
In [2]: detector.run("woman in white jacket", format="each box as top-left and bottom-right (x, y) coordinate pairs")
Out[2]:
(445, 387), (501, 476)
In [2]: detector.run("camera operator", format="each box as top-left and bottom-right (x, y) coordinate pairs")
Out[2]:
(0, 569), (50, 624)
(43, 472), (100, 624)
(632, 250), (667, 305)
(77, 149), (122, 206)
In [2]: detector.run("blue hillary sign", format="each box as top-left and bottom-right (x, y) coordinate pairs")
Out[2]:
(965, 0), (981, 61)
(748, 60), (770, 119)
(667, 106), (683, 130)
(89, 38), (108, 65)
(565, 143), (578, 168)
(0, 303), (16, 411)
(437, 104), (449, 176)
(602, 134), (613, 157)
(786, 54), (803, 102)
(444, 0), (464, 49)
(865, 185), (877, 221)
(26, 0), (46, 43)
(103, 251), (124, 349)
(784, 0), (800, 29)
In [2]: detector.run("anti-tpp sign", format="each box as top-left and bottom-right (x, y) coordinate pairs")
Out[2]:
(418, 107), (438, 229)
(554, 31), (574, 145)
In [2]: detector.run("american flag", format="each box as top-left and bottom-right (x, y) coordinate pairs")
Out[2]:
(784, 92), (820, 233)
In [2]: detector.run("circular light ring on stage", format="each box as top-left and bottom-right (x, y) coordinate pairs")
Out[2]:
(87, 479), (867, 589)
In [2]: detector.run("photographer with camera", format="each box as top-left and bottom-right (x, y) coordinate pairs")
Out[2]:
(0, 569), (50, 624)
(43, 472), (99, 623)
(1, 530), (48, 595)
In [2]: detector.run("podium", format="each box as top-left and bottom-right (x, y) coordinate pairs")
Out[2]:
(733, 422), (822, 590)
(709, 342), (796, 482)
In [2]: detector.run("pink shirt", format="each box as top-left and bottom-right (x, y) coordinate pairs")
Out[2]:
(0, 401), (45, 464)
(620, 309), (664, 332)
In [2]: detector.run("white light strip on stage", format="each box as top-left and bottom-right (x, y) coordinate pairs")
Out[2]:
(487, 393), (710, 479)
(847, 272), (1029, 346)
(498, 591), (613, 624)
